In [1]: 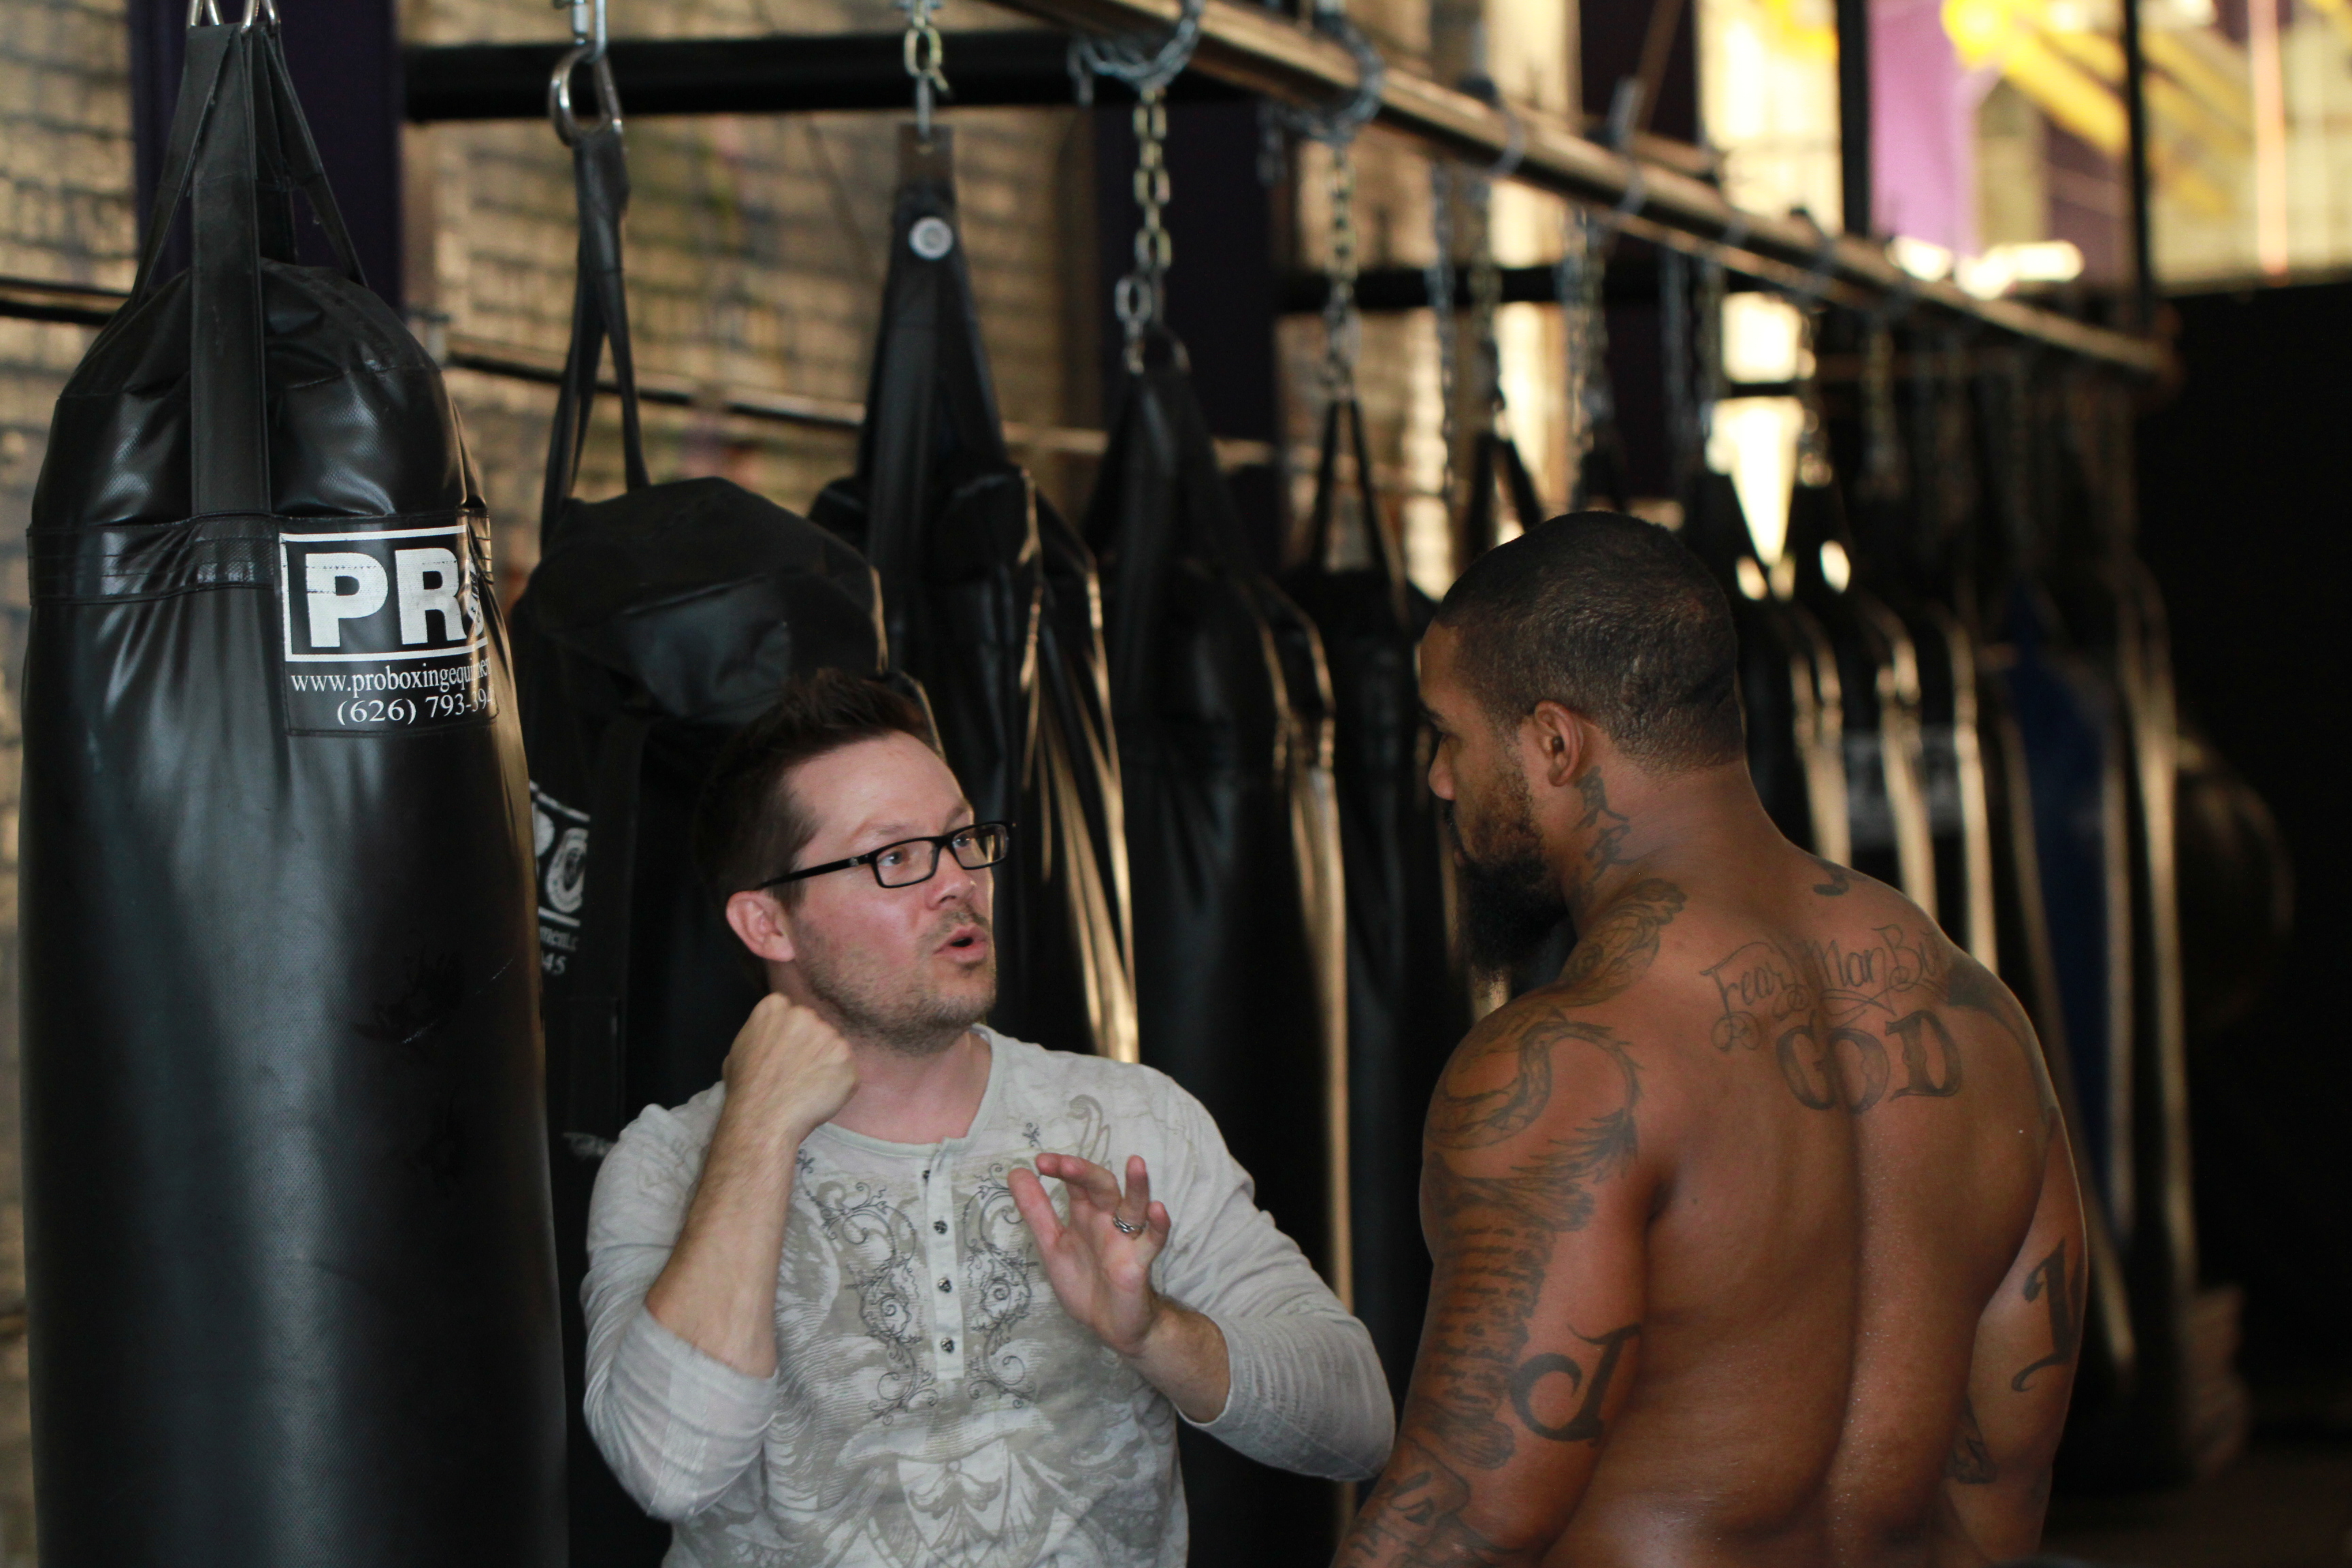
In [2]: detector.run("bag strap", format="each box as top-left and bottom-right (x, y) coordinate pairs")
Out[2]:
(1460, 429), (1546, 561)
(1305, 395), (1409, 625)
(556, 712), (650, 1144)
(189, 28), (267, 517)
(257, 29), (366, 286)
(129, 25), (235, 303)
(131, 25), (365, 304)
(540, 115), (651, 543)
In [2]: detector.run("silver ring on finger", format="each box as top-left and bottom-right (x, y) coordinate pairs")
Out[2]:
(1111, 1216), (1145, 1236)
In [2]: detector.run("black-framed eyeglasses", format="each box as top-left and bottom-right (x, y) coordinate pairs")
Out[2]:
(758, 821), (1014, 892)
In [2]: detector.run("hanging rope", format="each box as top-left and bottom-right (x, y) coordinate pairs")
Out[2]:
(898, 0), (951, 143)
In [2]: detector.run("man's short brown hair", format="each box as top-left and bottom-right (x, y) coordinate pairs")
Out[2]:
(692, 668), (939, 904)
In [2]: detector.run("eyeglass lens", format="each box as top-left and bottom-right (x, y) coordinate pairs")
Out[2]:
(872, 824), (1009, 887)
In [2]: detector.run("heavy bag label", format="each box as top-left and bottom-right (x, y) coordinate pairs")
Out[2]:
(279, 523), (497, 734)
(532, 784), (588, 977)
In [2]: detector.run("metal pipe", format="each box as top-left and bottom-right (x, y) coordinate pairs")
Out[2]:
(405, 31), (1246, 122)
(986, 0), (2163, 372)
(0, 275), (1273, 468)
(2118, 0), (2157, 321)
(1835, 0), (1871, 238)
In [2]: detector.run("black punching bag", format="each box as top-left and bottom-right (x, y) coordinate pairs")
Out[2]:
(22, 22), (561, 1567)
(512, 87), (888, 1568)
(812, 126), (1137, 1062)
(1086, 333), (1345, 1564)
(1281, 393), (1463, 1405)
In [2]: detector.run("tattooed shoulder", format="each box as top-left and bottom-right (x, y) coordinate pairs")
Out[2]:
(1429, 1006), (1645, 1155)
(1548, 879), (1686, 1007)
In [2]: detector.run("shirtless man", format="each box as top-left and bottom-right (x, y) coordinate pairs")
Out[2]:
(1337, 513), (2087, 1567)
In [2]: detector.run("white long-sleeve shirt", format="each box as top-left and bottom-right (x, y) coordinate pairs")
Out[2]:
(583, 1028), (1394, 1568)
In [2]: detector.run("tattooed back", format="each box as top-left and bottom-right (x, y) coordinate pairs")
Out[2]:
(1366, 851), (2087, 1568)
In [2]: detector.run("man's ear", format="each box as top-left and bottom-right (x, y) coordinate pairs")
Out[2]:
(1521, 700), (1592, 790)
(723, 889), (798, 967)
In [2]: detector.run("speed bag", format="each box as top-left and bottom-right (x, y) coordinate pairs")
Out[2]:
(20, 24), (562, 1568)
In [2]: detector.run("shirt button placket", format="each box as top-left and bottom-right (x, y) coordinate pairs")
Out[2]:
(922, 1154), (966, 1383)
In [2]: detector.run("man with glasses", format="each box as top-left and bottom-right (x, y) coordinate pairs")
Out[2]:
(581, 669), (1392, 1568)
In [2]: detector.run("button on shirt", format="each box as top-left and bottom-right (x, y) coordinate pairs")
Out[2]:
(583, 1030), (1392, 1568)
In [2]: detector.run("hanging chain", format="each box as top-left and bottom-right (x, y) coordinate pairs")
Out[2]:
(1425, 163), (1458, 513)
(1282, 0), (1386, 145)
(1556, 208), (1609, 486)
(1661, 247), (1699, 491)
(898, 0), (950, 142)
(1323, 142), (1362, 399)
(1859, 314), (1905, 502)
(1467, 172), (1503, 428)
(1115, 86), (1175, 370)
(1696, 242), (1727, 467)
(1067, 0), (1202, 371)
(1068, 0), (1204, 104)
(1795, 306), (1833, 487)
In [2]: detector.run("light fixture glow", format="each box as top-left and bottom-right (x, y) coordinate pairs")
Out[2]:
(1820, 538), (1852, 591)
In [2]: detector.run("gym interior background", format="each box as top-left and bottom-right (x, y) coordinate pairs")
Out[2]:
(0, 0), (2347, 1559)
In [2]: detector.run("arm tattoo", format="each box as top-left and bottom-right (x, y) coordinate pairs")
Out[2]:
(1944, 1394), (1996, 1484)
(1419, 1030), (1641, 1469)
(2010, 1241), (2085, 1392)
(1337, 1438), (1513, 1568)
(1509, 1322), (1642, 1442)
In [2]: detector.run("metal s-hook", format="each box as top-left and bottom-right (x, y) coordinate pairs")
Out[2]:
(1067, 0), (1203, 104)
(549, 0), (619, 145)
(1280, 0), (1384, 147)
(898, 0), (951, 144)
(185, 0), (276, 36)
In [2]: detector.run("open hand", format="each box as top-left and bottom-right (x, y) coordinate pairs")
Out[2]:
(1009, 1153), (1171, 1358)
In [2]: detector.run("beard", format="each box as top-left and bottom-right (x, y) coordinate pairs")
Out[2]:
(1448, 770), (1570, 981)
(796, 906), (996, 1056)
